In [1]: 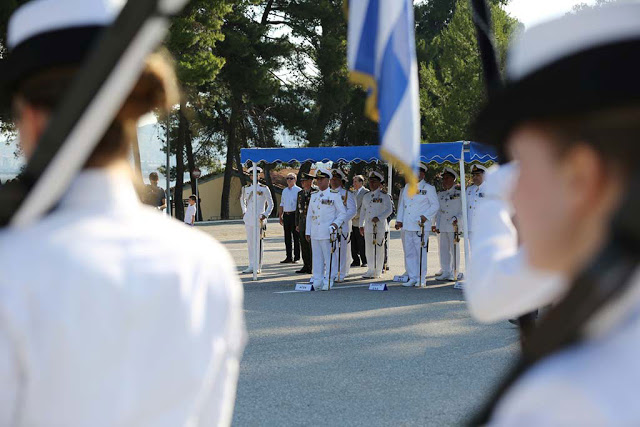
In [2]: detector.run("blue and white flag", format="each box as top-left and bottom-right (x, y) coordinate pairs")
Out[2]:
(347, 0), (420, 192)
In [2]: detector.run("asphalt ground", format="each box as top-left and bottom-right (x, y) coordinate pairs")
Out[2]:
(198, 221), (519, 426)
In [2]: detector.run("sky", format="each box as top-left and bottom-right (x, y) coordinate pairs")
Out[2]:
(504, 0), (597, 27)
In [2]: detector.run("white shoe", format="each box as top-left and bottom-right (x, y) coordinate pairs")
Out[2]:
(242, 267), (253, 274)
(322, 281), (331, 291)
(403, 279), (416, 287)
(362, 274), (374, 279)
(435, 273), (449, 280)
(435, 270), (443, 276)
(415, 281), (424, 288)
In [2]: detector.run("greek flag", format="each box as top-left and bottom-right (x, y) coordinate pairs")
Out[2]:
(347, 0), (420, 192)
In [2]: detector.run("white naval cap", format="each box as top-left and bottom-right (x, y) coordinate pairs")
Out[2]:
(246, 165), (263, 174)
(442, 167), (459, 181)
(8, 0), (125, 50)
(474, 2), (640, 145)
(314, 168), (332, 179)
(1, 0), (126, 99)
(368, 171), (384, 182)
(470, 164), (488, 174)
(331, 168), (347, 181)
(419, 162), (429, 172)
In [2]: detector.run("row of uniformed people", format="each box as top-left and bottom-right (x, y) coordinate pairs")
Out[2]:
(239, 162), (488, 285)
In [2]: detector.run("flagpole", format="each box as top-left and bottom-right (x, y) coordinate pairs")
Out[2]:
(459, 142), (471, 275)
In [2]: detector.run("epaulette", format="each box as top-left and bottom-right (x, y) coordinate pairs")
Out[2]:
(259, 183), (266, 187)
(330, 189), (339, 193)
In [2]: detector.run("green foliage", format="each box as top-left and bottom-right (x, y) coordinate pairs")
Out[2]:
(418, 0), (519, 142)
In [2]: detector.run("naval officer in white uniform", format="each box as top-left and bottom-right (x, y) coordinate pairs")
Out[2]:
(433, 167), (463, 281)
(306, 169), (348, 290)
(240, 166), (274, 274)
(330, 168), (357, 281)
(359, 171), (394, 279)
(396, 162), (440, 287)
(466, 164), (487, 251)
(0, 1), (246, 425)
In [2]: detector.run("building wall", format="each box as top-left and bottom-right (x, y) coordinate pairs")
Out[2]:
(182, 174), (282, 221)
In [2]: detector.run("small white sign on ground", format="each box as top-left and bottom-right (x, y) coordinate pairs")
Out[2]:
(454, 281), (464, 290)
(369, 283), (388, 291)
(295, 283), (315, 292)
(393, 275), (409, 283)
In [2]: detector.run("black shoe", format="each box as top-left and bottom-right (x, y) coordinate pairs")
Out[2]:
(280, 258), (294, 264)
(350, 261), (360, 267)
(295, 269), (307, 274)
(293, 258), (300, 263)
(361, 263), (367, 268)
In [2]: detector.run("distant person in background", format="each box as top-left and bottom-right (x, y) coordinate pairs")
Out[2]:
(279, 172), (301, 263)
(295, 173), (317, 274)
(350, 175), (369, 267)
(143, 172), (167, 211)
(184, 195), (197, 226)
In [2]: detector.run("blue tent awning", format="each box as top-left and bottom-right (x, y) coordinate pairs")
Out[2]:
(241, 142), (497, 165)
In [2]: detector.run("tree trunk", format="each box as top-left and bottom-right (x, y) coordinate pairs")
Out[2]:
(175, 102), (187, 221)
(221, 100), (240, 220)
(297, 161), (312, 186)
(263, 163), (277, 218)
(184, 123), (202, 220)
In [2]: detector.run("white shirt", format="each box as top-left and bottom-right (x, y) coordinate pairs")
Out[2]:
(184, 203), (197, 224)
(466, 182), (486, 232)
(490, 270), (640, 425)
(396, 181), (440, 232)
(280, 185), (301, 212)
(305, 189), (347, 240)
(0, 170), (246, 427)
(358, 188), (394, 233)
(434, 187), (463, 233)
(240, 184), (274, 225)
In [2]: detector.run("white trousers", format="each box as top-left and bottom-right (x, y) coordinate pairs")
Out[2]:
(403, 230), (428, 284)
(364, 232), (385, 278)
(311, 239), (339, 286)
(245, 225), (263, 270)
(438, 232), (460, 276)
(337, 232), (352, 280)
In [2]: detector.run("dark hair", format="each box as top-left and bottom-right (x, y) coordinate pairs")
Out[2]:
(189, 195), (197, 201)
(149, 172), (159, 181)
(14, 53), (178, 167)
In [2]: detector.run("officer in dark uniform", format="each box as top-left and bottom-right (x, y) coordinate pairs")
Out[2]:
(295, 173), (318, 274)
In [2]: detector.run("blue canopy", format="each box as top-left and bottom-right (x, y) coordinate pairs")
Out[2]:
(241, 141), (497, 165)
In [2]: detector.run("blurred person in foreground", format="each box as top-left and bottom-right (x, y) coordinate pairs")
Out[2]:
(467, 3), (640, 424)
(0, 1), (246, 425)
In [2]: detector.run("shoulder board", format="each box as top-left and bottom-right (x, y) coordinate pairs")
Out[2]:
(245, 184), (251, 187)
(330, 189), (339, 193)
(259, 183), (266, 187)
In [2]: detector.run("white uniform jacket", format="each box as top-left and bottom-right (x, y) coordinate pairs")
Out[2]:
(352, 187), (370, 226)
(0, 170), (247, 427)
(490, 268), (640, 425)
(359, 188), (394, 234)
(305, 189), (347, 240)
(337, 187), (358, 231)
(396, 181), (440, 232)
(434, 187), (463, 232)
(240, 183), (274, 225)
(466, 183), (485, 232)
